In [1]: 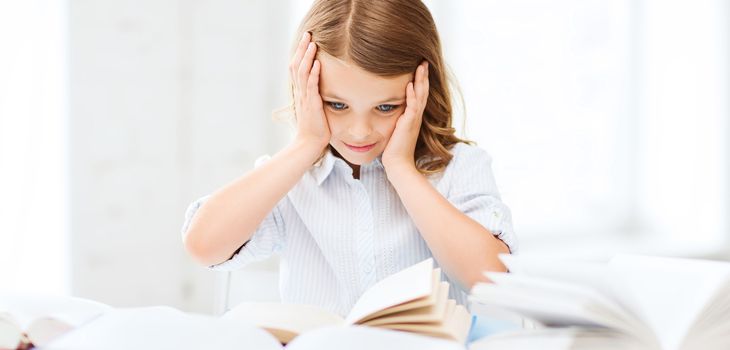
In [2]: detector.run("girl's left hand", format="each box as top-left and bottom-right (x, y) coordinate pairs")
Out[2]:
(382, 61), (429, 175)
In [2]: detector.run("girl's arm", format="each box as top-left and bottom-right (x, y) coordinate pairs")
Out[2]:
(386, 166), (510, 292)
(382, 62), (509, 292)
(185, 32), (329, 266)
(183, 140), (323, 266)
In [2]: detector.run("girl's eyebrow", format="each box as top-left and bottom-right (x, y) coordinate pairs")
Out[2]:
(322, 93), (405, 104)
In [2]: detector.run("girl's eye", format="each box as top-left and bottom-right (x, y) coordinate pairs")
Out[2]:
(376, 104), (399, 113)
(326, 102), (347, 111)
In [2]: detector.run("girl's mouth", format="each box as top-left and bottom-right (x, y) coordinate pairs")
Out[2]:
(344, 142), (376, 153)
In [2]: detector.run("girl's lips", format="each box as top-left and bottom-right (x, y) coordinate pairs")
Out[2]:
(345, 142), (376, 153)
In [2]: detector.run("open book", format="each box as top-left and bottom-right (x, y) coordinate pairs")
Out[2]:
(222, 258), (472, 344)
(0, 294), (111, 349)
(45, 306), (465, 350)
(468, 254), (730, 350)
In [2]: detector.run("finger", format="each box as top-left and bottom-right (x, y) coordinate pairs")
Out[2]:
(290, 32), (311, 78)
(410, 80), (424, 122)
(421, 62), (430, 99)
(415, 62), (429, 101)
(298, 42), (318, 96)
(413, 63), (423, 97)
(404, 81), (416, 117)
(404, 82), (423, 130)
(307, 59), (321, 97)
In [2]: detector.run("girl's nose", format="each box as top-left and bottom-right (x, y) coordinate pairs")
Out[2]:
(348, 120), (372, 140)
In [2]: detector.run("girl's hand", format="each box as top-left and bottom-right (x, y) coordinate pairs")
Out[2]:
(382, 61), (429, 176)
(290, 32), (330, 150)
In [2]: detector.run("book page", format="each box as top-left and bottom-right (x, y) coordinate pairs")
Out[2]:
(285, 325), (465, 350)
(345, 258), (435, 324)
(381, 300), (471, 343)
(469, 328), (643, 350)
(494, 253), (730, 350)
(478, 271), (647, 336)
(45, 306), (282, 350)
(0, 314), (23, 349)
(469, 328), (576, 350)
(222, 302), (344, 343)
(357, 270), (441, 323)
(608, 254), (730, 350)
(0, 294), (112, 347)
(362, 281), (449, 326)
(497, 254), (629, 309)
(446, 302), (472, 344)
(0, 294), (111, 330)
(683, 281), (730, 346)
(470, 281), (613, 328)
(359, 282), (449, 327)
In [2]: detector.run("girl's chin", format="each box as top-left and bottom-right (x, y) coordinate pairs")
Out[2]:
(331, 145), (381, 165)
(340, 153), (377, 166)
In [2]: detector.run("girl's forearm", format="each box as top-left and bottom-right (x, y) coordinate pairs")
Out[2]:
(184, 138), (323, 266)
(386, 166), (510, 291)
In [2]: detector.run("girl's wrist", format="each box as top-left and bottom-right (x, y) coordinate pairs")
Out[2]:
(288, 137), (328, 164)
(384, 162), (420, 183)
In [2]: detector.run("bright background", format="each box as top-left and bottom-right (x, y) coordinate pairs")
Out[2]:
(1, 0), (728, 314)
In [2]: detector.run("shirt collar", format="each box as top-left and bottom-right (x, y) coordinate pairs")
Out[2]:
(312, 147), (384, 186)
(312, 149), (337, 186)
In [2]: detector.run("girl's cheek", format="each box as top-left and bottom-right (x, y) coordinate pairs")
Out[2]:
(327, 113), (359, 134)
(379, 117), (399, 138)
(388, 114), (400, 129)
(324, 111), (338, 131)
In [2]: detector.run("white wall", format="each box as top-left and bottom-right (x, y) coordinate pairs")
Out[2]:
(69, 0), (292, 313)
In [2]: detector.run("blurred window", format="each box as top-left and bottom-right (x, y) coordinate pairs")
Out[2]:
(437, 0), (728, 255)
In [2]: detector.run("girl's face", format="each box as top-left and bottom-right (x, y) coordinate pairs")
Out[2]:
(317, 53), (414, 166)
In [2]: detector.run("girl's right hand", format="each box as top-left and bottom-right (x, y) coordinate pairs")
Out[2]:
(290, 32), (330, 151)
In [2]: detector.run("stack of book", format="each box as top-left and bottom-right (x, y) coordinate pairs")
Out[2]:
(468, 253), (730, 350)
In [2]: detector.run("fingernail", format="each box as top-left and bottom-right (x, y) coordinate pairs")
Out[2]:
(302, 32), (309, 40)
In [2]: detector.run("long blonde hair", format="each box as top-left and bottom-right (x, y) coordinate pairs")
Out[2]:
(280, 0), (472, 175)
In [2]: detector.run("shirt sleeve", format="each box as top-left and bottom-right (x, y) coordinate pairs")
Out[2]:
(180, 155), (288, 271)
(445, 144), (518, 254)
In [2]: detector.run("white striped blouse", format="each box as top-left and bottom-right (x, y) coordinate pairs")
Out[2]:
(181, 142), (517, 317)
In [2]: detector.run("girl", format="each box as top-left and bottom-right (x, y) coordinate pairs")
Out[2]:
(181, 0), (518, 343)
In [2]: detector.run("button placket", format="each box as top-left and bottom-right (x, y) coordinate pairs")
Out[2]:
(353, 180), (377, 294)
